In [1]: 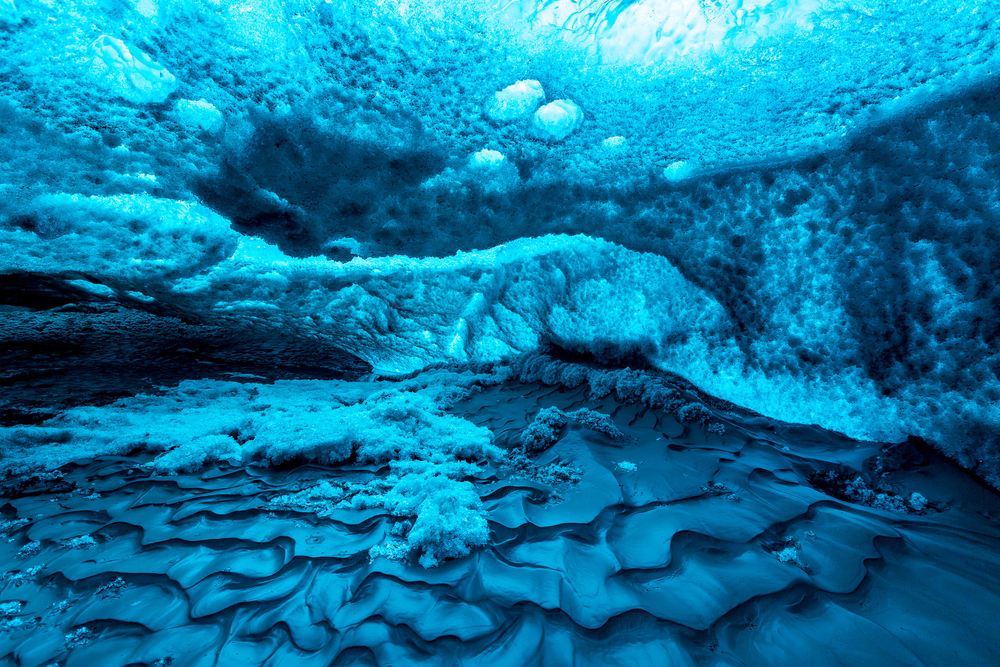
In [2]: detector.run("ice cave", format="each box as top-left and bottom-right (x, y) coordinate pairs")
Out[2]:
(1, 0), (1000, 664)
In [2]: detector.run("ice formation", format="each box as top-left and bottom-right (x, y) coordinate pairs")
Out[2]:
(2, 0), (1000, 663)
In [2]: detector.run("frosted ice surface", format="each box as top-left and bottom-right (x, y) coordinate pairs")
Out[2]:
(173, 99), (224, 133)
(531, 99), (583, 141)
(88, 36), (177, 104)
(485, 80), (545, 122)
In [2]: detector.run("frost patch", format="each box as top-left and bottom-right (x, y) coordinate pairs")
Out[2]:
(63, 535), (97, 550)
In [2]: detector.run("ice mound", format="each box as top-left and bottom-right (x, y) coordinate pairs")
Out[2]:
(485, 80), (545, 123)
(88, 35), (177, 105)
(173, 98), (224, 133)
(531, 99), (584, 141)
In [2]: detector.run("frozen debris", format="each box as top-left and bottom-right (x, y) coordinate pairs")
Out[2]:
(908, 492), (928, 512)
(16, 541), (40, 559)
(811, 470), (924, 513)
(96, 577), (127, 599)
(708, 422), (727, 436)
(771, 537), (807, 568)
(349, 461), (489, 568)
(677, 403), (711, 424)
(485, 80), (545, 122)
(148, 434), (242, 474)
(0, 601), (22, 616)
(3, 567), (42, 587)
(0, 519), (29, 538)
(568, 408), (624, 439)
(89, 35), (177, 104)
(63, 535), (97, 550)
(173, 98), (224, 133)
(663, 160), (696, 182)
(775, 545), (799, 563)
(602, 136), (627, 151)
(368, 537), (410, 563)
(264, 480), (348, 517)
(521, 406), (568, 453)
(502, 449), (581, 489)
(65, 626), (94, 649)
(532, 100), (583, 141)
(617, 460), (637, 472)
(48, 600), (72, 616)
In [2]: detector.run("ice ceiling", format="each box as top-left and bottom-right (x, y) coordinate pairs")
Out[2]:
(3, 0), (1000, 486)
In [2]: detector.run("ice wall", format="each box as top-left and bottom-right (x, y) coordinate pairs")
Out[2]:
(3, 0), (1000, 483)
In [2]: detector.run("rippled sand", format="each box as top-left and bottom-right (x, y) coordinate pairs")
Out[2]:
(1, 380), (999, 666)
